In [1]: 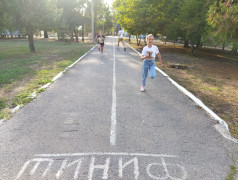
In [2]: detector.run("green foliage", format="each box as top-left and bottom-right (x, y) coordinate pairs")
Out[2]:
(207, 0), (238, 54)
(0, 39), (94, 87)
(0, 99), (7, 110)
(83, 0), (114, 35)
(57, 0), (86, 37)
(114, 0), (238, 55)
(0, 109), (11, 120)
(13, 92), (33, 106)
(56, 60), (73, 68)
(226, 165), (237, 180)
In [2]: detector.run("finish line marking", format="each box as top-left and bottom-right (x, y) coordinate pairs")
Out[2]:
(110, 38), (117, 146)
(15, 152), (187, 180)
(35, 152), (178, 158)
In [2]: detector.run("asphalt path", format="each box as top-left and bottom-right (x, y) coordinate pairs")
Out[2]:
(0, 37), (237, 180)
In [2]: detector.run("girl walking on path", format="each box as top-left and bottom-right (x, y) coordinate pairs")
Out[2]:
(141, 34), (162, 92)
(95, 31), (106, 54)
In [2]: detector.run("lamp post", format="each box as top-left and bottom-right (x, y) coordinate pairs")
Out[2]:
(91, 0), (95, 43)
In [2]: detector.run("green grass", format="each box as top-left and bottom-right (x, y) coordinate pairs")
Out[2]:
(0, 98), (6, 110)
(0, 39), (94, 86)
(201, 85), (221, 92)
(226, 165), (237, 180)
(0, 109), (11, 119)
(12, 92), (33, 106)
(0, 38), (95, 119)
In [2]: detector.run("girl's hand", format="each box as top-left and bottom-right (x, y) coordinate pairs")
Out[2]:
(141, 55), (148, 60)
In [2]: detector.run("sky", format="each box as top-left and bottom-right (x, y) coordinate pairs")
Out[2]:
(104, 0), (114, 7)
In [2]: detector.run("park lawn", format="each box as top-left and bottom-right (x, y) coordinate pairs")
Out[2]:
(0, 38), (95, 119)
(127, 39), (238, 139)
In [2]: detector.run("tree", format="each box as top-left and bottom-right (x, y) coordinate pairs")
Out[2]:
(177, 0), (209, 55)
(4, 0), (60, 52)
(113, 0), (151, 45)
(160, 0), (183, 44)
(0, 0), (7, 35)
(97, 5), (114, 35)
(57, 0), (88, 42)
(207, 0), (238, 55)
(0, 0), (21, 38)
(14, 0), (48, 52)
(41, 0), (61, 39)
(83, 0), (113, 39)
(114, 0), (181, 46)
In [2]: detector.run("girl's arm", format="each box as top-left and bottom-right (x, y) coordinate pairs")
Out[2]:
(157, 52), (162, 65)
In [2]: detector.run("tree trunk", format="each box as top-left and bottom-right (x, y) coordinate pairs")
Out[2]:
(231, 42), (237, 55)
(129, 34), (131, 42)
(71, 31), (74, 42)
(139, 36), (141, 46)
(44, 30), (49, 38)
(190, 41), (201, 56)
(222, 44), (225, 51)
(136, 35), (139, 46)
(184, 40), (189, 48)
(74, 29), (79, 43)
(190, 45), (195, 56)
(27, 25), (35, 53)
(57, 32), (60, 40)
(82, 24), (84, 43)
(196, 39), (201, 50)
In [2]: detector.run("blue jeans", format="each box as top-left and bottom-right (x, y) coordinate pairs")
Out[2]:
(142, 59), (156, 86)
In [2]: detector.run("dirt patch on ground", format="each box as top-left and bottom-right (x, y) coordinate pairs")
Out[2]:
(127, 40), (238, 139)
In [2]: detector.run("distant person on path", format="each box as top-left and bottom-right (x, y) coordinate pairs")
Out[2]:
(95, 31), (105, 54)
(118, 28), (126, 51)
(140, 34), (162, 92)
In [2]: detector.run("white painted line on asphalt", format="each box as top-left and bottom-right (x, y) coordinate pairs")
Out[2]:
(167, 77), (229, 130)
(52, 72), (63, 82)
(110, 38), (117, 146)
(29, 92), (37, 99)
(155, 66), (169, 77)
(56, 158), (83, 179)
(11, 105), (23, 113)
(36, 152), (177, 158)
(125, 41), (238, 144)
(0, 119), (5, 125)
(17, 152), (185, 180)
(40, 83), (52, 90)
(15, 158), (54, 180)
(215, 124), (238, 143)
(119, 157), (139, 180)
(88, 157), (110, 180)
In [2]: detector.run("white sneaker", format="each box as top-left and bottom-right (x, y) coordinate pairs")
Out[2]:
(141, 86), (145, 92)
